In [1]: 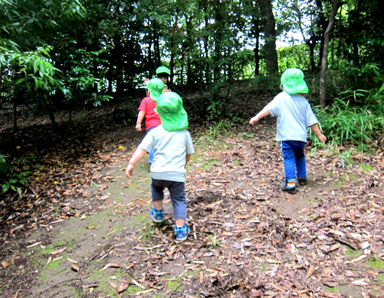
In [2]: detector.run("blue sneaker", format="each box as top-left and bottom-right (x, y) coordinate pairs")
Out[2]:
(150, 207), (164, 223)
(174, 224), (190, 241)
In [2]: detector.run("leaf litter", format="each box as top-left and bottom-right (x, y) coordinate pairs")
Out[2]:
(0, 109), (383, 297)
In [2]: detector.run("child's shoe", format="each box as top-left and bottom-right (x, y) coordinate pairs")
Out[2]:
(298, 177), (307, 186)
(281, 180), (296, 194)
(150, 207), (164, 223)
(174, 224), (190, 241)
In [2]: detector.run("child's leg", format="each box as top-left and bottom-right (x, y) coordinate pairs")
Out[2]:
(150, 179), (164, 209)
(281, 141), (297, 188)
(167, 182), (186, 227)
(150, 179), (165, 222)
(293, 142), (306, 179)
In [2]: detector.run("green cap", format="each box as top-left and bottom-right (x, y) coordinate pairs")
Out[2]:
(154, 92), (188, 131)
(280, 68), (308, 94)
(147, 78), (164, 101)
(156, 66), (171, 75)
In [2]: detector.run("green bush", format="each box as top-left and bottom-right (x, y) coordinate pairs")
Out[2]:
(0, 154), (30, 195)
(310, 63), (384, 149)
(312, 94), (383, 148)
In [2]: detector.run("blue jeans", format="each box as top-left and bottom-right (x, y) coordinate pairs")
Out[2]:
(146, 126), (157, 164)
(281, 141), (306, 182)
(151, 179), (186, 220)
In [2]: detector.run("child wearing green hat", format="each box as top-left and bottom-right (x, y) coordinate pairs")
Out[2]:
(156, 66), (171, 92)
(135, 78), (161, 166)
(126, 78), (194, 241)
(250, 68), (326, 194)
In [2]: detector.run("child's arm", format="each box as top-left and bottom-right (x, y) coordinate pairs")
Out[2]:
(186, 154), (191, 165)
(125, 147), (147, 178)
(249, 109), (270, 125)
(136, 111), (145, 132)
(310, 123), (327, 143)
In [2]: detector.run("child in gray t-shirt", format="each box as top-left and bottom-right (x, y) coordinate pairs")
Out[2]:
(250, 68), (326, 194)
(126, 78), (194, 241)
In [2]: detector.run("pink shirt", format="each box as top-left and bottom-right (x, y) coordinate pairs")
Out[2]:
(138, 97), (161, 131)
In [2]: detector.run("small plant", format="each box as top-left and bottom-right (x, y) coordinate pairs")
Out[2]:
(207, 119), (232, 139)
(208, 234), (222, 248)
(0, 154), (30, 195)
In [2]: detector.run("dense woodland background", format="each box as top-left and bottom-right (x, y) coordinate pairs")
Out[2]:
(0, 0), (384, 195)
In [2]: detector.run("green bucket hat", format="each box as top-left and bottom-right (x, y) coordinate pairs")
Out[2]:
(156, 66), (171, 75)
(154, 92), (188, 131)
(147, 78), (165, 101)
(280, 68), (309, 94)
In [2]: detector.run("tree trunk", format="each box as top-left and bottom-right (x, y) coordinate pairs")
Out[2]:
(307, 39), (316, 71)
(12, 97), (17, 132)
(170, 52), (175, 85)
(213, 1), (225, 81)
(259, 0), (278, 74)
(254, 34), (260, 76)
(320, 0), (338, 109)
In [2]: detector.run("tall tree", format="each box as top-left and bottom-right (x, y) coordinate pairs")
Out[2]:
(320, 0), (339, 108)
(259, 0), (278, 74)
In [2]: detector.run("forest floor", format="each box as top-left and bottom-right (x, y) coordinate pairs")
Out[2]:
(0, 98), (384, 297)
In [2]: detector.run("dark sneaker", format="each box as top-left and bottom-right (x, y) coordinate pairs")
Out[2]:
(298, 177), (307, 186)
(174, 224), (190, 241)
(150, 207), (164, 223)
(281, 181), (296, 194)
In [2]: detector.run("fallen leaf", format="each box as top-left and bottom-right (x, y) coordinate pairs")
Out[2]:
(1, 261), (9, 268)
(101, 263), (121, 271)
(117, 282), (129, 293)
(305, 265), (316, 279)
(266, 259), (281, 264)
(49, 246), (67, 255)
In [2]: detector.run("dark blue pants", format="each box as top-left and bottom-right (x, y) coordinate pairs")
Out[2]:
(281, 141), (306, 182)
(151, 179), (186, 220)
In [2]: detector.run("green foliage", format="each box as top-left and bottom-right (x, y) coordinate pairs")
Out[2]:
(0, 155), (30, 195)
(278, 44), (311, 72)
(12, 46), (62, 92)
(313, 99), (382, 146)
(311, 63), (384, 150)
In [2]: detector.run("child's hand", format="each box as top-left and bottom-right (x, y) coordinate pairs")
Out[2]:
(126, 164), (134, 178)
(135, 124), (142, 132)
(317, 134), (327, 143)
(249, 116), (259, 125)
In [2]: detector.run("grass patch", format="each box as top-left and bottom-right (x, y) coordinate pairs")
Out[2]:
(378, 274), (384, 284)
(326, 287), (340, 293)
(358, 163), (373, 172)
(344, 247), (362, 259)
(364, 257), (384, 269)
(202, 159), (219, 169)
(167, 280), (179, 291)
(40, 240), (70, 255)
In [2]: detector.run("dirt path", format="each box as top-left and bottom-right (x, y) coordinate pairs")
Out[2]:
(1, 122), (384, 297)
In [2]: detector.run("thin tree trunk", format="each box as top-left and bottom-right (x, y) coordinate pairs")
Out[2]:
(259, 0), (278, 74)
(320, 0), (338, 109)
(12, 97), (17, 132)
(254, 33), (260, 76)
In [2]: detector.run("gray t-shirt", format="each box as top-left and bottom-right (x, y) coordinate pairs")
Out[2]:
(265, 91), (318, 142)
(139, 125), (195, 182)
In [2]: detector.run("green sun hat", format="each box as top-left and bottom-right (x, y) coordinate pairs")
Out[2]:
(154, 92), (188, 131)
(280, 68), (309, 94)
(156, 66), (171, 75)
(147, 78), (165, 101)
